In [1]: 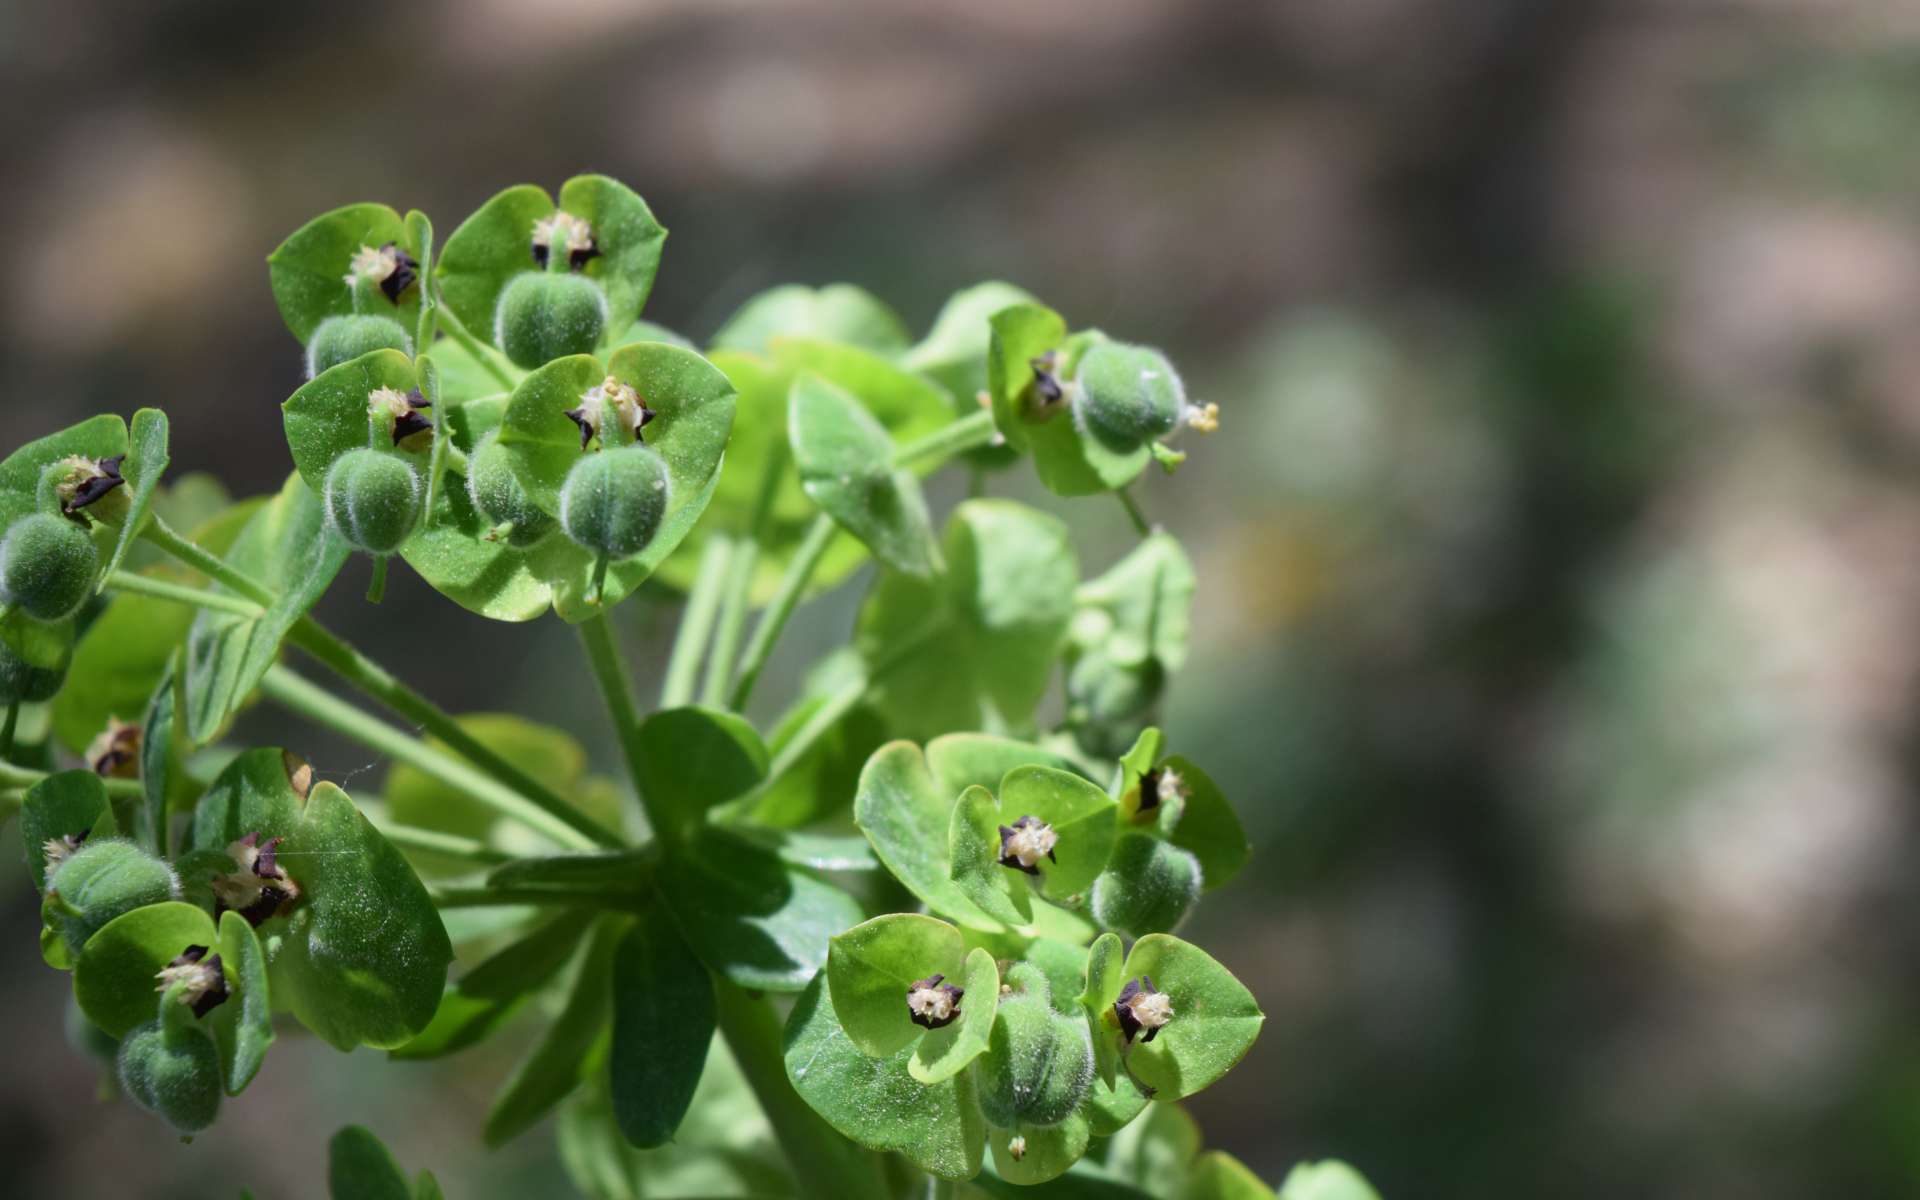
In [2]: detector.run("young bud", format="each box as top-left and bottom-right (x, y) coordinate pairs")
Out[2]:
(45, 839), (180, 954)
(1070, 342), (1185, 453)
(324, 448), (423, 555)
(975, 964), (1094, 1128)
(116, 1018), (222, 1133)
(306, 314), (414, 379)
(0, 512), (99, 621)
(494, 272), (608, 369)
(0, 614), (73, 703)
(559, 444), (671, 561)
(1090, 834), (1201, 938)
(466, 432), (556, 547)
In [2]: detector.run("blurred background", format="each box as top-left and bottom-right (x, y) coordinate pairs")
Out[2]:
(5, 0), (1920, 1196)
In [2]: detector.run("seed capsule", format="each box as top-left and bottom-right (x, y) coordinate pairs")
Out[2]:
(45, 839), (180, 954)
(1090, 834), (1201, 938)
(306, 314), (414, 379)
(975, 964), (1093, 1129)
(558, 443), (671, 561)
(0, 512), (99, 621)
(324, 447), (423, 555)
(1113, 975), (1174, 1045)
(0, 614), (73, 703)
(997, 815), (1058, 876)
(465, 432), (556, 547)
(1070, 341), (1185, 453)
(494, 272), (608, 369)
(117, 1017), (222, 1133)
(906, 973), (965, 1031)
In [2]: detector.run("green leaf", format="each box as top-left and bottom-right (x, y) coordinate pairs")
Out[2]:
(633, 705), (768, 842)
(52, 591), (194, 754)
(1105, 1099), (1201, 1197)
(1083, 1070), (1152, 1136)
(73, 901), (215, 1038)
(209, 909), (274, 1094)
(1080, 932), (1126, 1088)
(912, 946), (999, 1085)
(181, 473), (349, 742)
(559, 174), (669, 342)
(745, 693), (887, 828)
(486, 916), (621, 1147)
(406, 209), (436, 347)
(659, 825), (862, 992)
(854, 741), (1001, 930)
(1191, 1151), (1280, 1200)
(987, 1110), (1093, 1186)
(0, 413), (128, 533)
(282, 348), (424, 491)
(1118, 935), (1263, 1099)
(789, 373), (941, 578)
(928, 733), (1083, 801)
(100, 408), (169, 585)
(827, 912), (966, 1058)
(783, 973), (986, 1180)
(269, 203), (423, 342)
(1158, 757), (1249, 893)
(902, 281), (1039, 404)
(1075, 533), (1195, 671)
(390, 909), (595, 1060)
(985, 303), (1064, 457)
(20, 769), (111, 893)
(772, 338), (953, 450)
(187, 747), (309, 849)
(1277, 1160), (1383, 1200)
(857, 501), (1078, 741)
(414, 1172), (445, 1200)
(327, 1124), (414, 1200)
(271, 781), (455, 1050)
(1115, 727), (1165, 796)
(996, 766), (1118, 902)
(609, 905), (715, 1148)
(949, 785), (1032, 925)
(484, 849), (653, 899)
(711, 284), (909, 355)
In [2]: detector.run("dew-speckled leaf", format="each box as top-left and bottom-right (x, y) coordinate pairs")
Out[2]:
(857, 501), (1077, 741)
(783, 973), (986, 1180)
(995, 766), (1117, 902)
(712, 284), (909, 356)
(912, 946), (999, 1085)
(0, 414), (127, 529)
(949, 785), (1032, 925)
(282, 349), (424, 491)
(789, 373), (940, 577)
(1084, 1069), (1152, 1136)
(659, 825), (861, 992)
(182, 473), (349, 742)
(269, 203), (422, 342)
(210, 909), (274, 1094)
(100, 408), (169, 585)
(633, 705), (768, 842)
(854, 741), (1001, 931)
(1106, 1099), (1202, 1198)
(558, 174), (668, 340)
(827, 912), (966, 1059)
(1277, 1159), (1383, 1200)
(485, 917), (621, 1147)
(436, 184), (557, 345)
(72, 901), (214, 1038)
(52, 592), (193, 754)
(609, 905), (714, 1148)
(21, 769), (111, 893)
(1118, 935), (1263, 1099)
(928, 733), (1082, 803)
(327, 1124), (414, 1200)
(988, 1109), (1093, 1186)
(390, 909), (594, 1060)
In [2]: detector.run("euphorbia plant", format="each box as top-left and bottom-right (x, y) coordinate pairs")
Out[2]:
(0, 174), (1380, 1198)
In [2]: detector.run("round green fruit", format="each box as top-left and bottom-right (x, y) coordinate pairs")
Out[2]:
(46, 840), (179, 955)
(324, 448), (423, 555)
(559, 444), (671, 560)
(466, 432), (556, 548)
(0, 614), (73, 703)
(117, 1019), (222, 1133)
(494, 272), (608, 369)
(1071, 341), (1184, 452)
(1090, 833), (1201, 938)
(305, 314), (413, 379)
(0, 513), (99, 621)
(975, 964), (1094, 1129)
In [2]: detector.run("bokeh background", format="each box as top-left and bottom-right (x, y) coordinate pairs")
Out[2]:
(5, 1), (1920, 1196)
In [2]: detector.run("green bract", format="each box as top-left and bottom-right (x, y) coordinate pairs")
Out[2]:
(269, 202), (429, 342)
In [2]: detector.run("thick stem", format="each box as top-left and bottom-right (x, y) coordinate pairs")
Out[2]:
(728, 514), (835, 712)
(662, 536), (730, 708)
(578, 612), (670, 841)
(374, 822), (515, 865)
(258, 666), (598, 851)
(142, 516), (276, 605)
(1116, 487), (1152, 537)
(893, 409), (997, 471)
(713, 978), (891, 1200)
(104, 570), (265, 618)
(432, 298), (520, 392)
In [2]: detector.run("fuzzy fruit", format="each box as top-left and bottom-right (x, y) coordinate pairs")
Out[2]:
(1071, 341), (1184, 452)
(466, 432), (556, 547)
(1090, 833), (1201, 938)
(559, 444), (671, 560)
(46, 840), (180, 955)
(324, 448), (423, 555)
(117, 1018), (222, 1133)
(0, 513), (98, 621)
(975, 964), (1094, 1129)
(305, 314), (413, 379)
(495, 272), (608, 369)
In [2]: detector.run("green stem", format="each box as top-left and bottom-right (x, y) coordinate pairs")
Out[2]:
(728, 514), (834, 712)
(1116, 487), (1152, 537)
(0, 759), (143, 799)
(764, 620), (942, 779)
(374, 822), (514, 865)
(258, 666), (599, 851)
(142, 516), (276, 605)
(428, 886), (626, 910)
(713, 978), (891, 1200)
(0, 701), (16, 759)
(432, 297), (520, 392)
(702, 539), (759, 708)
(104, 570), (265, 618)
(662, 536), (731, 708)
(893, 409), (997, 471)
(578, 612), (671, 841)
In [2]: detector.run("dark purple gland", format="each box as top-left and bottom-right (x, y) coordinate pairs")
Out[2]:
(1114, 976), (1175, 1045)
(532, 212), (601, 271)
(379, 243), (418, 303)
(86, 718), (142, 779)
(906, 973), (965, 1030)
(997, 815), (1059, 876)
(156, 944), (229, 1019)
(61, 455), (126, 515)
(1027, 352), (1066, 414)
(211, 831), (301, 927)
(563, 405), (597, 451)
(391, 388), (433, 443)
(566, 378), (657, 451)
